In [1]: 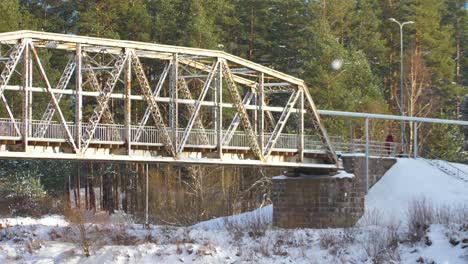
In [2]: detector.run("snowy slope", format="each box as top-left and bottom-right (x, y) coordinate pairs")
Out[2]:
(365, 158), (468, 222)
(451, 161), (468, 172)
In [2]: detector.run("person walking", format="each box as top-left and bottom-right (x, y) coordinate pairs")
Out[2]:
(385, 132), (394, 156)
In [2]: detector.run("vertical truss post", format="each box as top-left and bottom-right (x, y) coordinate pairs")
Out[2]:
(22, 41), (30, 151)
(257, 73), (264, 151)
(125, 54), (132, 154)
(216, 59), (223, 158)
(298, 87), (304, 162)
(27, 48), (33, 135)
(75, 44), (82, 151)
(169, 54), (178, 150)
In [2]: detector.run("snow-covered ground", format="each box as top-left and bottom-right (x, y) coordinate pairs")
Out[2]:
(0, 158), (467, 263)
(451, 161), (468, 173)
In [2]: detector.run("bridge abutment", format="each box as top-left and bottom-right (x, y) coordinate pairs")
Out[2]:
(272, 155), (396, 228)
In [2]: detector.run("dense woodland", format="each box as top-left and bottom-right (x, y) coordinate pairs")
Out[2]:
(0, 0), (466, 222)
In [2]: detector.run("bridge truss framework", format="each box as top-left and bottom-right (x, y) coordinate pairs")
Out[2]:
(0, 31), (338, 170)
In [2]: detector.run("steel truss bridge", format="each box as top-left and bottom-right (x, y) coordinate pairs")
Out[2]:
(0, 31), (341, 171)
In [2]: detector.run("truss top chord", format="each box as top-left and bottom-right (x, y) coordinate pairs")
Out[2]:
(0, 30), (304, 86)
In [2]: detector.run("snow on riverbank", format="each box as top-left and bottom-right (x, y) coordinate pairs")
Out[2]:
(0, 215), (68, 228)
(0, 158), (467, 263)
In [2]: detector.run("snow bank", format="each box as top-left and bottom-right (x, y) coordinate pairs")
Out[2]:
(0, 215), (68, 227)
(365, 158), (468, 222)
(192, 205), (272, 230)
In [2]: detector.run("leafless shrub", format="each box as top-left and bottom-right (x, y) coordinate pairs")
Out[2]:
(290, 230), (308, 248)
(223, 211), (271, 240)
(319, 229), (339, 249)
(112, 231), (138, 245)
(223, 217), (243, 241)
(342, 227), (359, 244)
(170, 227), (195, 245)
(246, 212), (271, 238)
(416, 256), (436, 263)
(407, 197), (434, 243)
(363, 228), (400, 263)
(64, 208), (90, 257)
(48, 229), (62, 240)
(434, 205), (454, 225)
(176, 242), (183, 255)
(272, 235), (288, 256)
(259, 237), (271, 257)
(319, 229), (343, 256)
(26, 238), (42, 254)
(197, 241), (217, 256)
(438, 204), (468, 228)
(359, 207), (384, 226)
(141, 231), (158, 244)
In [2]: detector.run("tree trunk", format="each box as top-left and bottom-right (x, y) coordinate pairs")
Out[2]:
(89, 163), (96, 212)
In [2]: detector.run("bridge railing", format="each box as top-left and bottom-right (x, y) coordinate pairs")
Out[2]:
(30, 120), (75, 140)
(0, 118), (20, 138)
(0, 118), (400, 156)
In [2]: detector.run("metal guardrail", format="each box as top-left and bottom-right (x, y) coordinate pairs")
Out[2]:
(0, 118), (399, 155)
(420, 150), (468, 182)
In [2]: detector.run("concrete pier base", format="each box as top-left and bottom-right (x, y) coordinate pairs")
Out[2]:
(272, 155), (396, 229)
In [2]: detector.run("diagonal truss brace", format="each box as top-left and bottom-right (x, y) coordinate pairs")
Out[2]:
(221, 91), (276, 148)
(0, 41), (27, 137)
(222, 60), (264, 161)
(178, 78), (210, 146)
(133, 62), (172, 142)
(29, 43), (78, 152)
(82, 57), (121, 140)
(177, 61), (219, 153)
(81, 50), (129, 152)
(263, 89), (300, 157)
(33, 56), (76, 138)
(130, 50), (177, 157)
(222, 89), (254, 145)
(302, 86), (338, 165)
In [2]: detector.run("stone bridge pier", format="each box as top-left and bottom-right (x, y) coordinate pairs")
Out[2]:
(272, 155), (396, 228)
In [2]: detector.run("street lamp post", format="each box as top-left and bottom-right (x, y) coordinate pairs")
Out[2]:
(389, 18), (414, 154)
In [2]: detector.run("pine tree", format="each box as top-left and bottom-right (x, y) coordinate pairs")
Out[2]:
(225, 0), (270, 60)
(350, 0), (388, 81)
(0, 0), (37, 32)
(145, 0), (179, 44)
